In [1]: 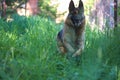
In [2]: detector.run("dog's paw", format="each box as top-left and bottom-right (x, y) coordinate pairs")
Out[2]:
(72, 53), (78, 57)
(72, 49), (82, 57)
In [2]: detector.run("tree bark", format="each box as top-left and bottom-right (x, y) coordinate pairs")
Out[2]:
(1, 0), (7, 18)
(114, 0), (118, 27)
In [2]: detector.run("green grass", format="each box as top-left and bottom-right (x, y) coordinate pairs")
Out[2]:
(0, 15), (120, 80)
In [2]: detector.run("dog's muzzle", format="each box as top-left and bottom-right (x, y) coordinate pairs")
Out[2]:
(71, 15), (85, 27)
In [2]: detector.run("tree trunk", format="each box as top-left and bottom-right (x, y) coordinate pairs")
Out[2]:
(1, 0), (7, 18)
(114, 0), (118, 27)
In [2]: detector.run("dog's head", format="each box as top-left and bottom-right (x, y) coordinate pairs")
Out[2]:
(68, 0), (85, 27)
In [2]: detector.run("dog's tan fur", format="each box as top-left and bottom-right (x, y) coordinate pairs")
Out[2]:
(57, 0), (85, 58)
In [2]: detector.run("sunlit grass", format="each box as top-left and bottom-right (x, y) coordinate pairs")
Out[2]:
(0, 15), (120, 80)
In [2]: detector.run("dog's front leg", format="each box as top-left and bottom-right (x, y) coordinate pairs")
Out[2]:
(64, 42), (75, 58)
(72, 33), (85, 57)
(63, 38), (75, 58)
(63, 32), (75, 53)
(64, 41), (75, 53)
(72, 48), (82, 57)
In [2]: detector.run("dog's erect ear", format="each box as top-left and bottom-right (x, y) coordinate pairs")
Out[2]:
(69, 0), (75, 12)
(78, 0), (84, 9)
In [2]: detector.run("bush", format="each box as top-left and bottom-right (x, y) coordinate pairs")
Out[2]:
(38, 0), (57, 19)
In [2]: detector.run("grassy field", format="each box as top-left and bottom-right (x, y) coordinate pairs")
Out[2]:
(0, 15), (120, 80)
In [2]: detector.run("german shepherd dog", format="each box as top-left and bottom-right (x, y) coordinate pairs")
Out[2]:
(57, 0), (85, 60)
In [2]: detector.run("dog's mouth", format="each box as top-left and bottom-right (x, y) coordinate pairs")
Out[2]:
(71, 16), (85, 27)
(73, 19), (82, 27)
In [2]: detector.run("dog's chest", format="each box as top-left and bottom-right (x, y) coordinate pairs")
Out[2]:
(67, 28), (82, 44)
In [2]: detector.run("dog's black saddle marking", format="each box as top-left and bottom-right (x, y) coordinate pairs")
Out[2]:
(57, 30), (63, 42)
